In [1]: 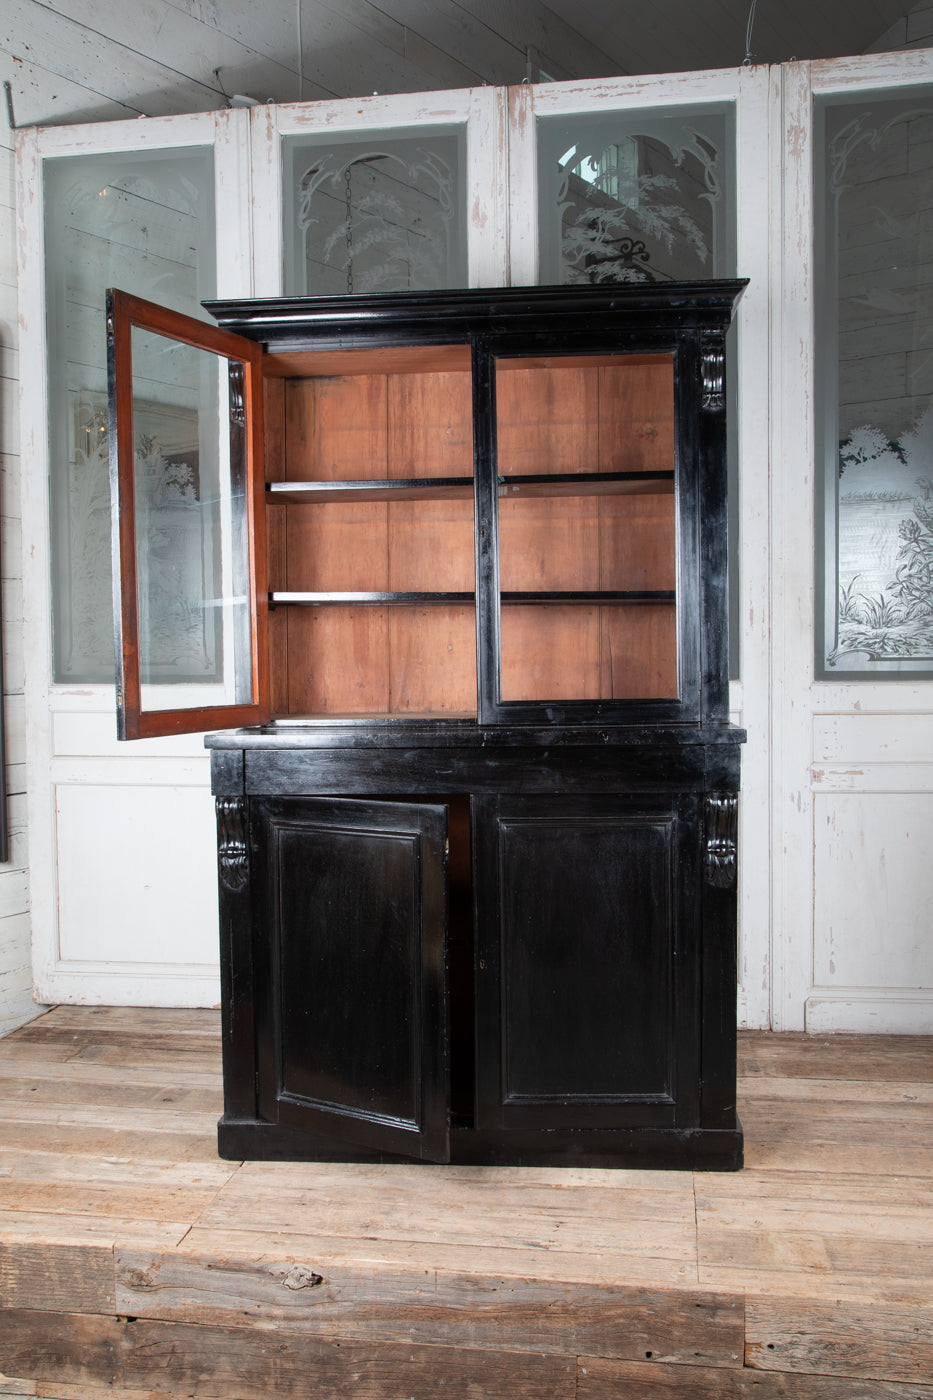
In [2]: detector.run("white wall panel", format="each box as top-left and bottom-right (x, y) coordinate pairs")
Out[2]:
(814, 713), (933, 764)
(813, 790), (933, 989)
(50, 706), (210, 759)
(54, 781), (220, 995)
(772, 51), (933, 1035)
(806, 994), (933, 1032)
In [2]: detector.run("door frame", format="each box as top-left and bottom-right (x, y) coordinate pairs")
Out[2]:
(17, 108), (254, 1006)
(773, 49), (933, 1030)
(504, 67), (773, 1026)
(248, 87), (509, 296)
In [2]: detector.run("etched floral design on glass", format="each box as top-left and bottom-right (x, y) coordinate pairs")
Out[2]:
(819, 95), (933, 672)
(283, 131), (466, 295)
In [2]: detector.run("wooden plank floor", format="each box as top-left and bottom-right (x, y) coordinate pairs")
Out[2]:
(0, 1007), (931, 1399)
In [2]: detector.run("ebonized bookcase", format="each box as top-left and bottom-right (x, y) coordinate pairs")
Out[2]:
(107, 281), (746, 1169)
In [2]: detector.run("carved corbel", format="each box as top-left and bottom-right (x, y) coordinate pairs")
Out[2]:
(700, 336), (725, 413)
(216, 797), (248, 891)
(228, 362), (246, 426)
(705, 793), (738, 889)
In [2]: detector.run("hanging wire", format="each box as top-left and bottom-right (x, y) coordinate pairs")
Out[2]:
(743, 0), (759, 65)
(213, 67), (232, 105)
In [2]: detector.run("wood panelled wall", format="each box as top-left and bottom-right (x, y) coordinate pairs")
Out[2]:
(1, 1), (915, 129)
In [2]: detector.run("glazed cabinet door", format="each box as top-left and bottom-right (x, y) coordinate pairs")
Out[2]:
(472, 328), (706, 727)
(472, 792), (700, 1132)
(252, 795), (450, 1162)
(107, 289), (269, 739)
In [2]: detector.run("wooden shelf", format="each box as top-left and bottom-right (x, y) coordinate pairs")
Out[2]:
(498, 472), (674, 498)
(502, 591), (676, 605)
(270, 592), (476, 605)
(266, 471), (674, 506)
(270, 591), (676, 606)
(268, 478), (474, 505)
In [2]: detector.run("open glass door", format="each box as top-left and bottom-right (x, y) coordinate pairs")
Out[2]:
(107, 289), (269, 739)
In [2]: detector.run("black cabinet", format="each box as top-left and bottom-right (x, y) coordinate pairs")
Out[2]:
(210, 728), (742, 1169)
(108, 281), (746, 1169)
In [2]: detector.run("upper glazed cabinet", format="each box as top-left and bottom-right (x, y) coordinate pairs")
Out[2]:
(107, 282), (745, 740)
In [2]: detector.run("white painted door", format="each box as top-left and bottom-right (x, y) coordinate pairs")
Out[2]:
(18, 109), (253, 1007)
(774, 50), (933, 1032)
(505, 67), (774, 1028)
(18, 89), (505, 1007)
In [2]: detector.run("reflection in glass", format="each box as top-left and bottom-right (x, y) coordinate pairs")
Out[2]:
(536, 105), (738, 678)
(817, 91), (933, 674)
(536, 106), (735, 285)
(44, 148), (215, 682)
(130, 330), (252, 711)
(283, 129), (466, 295)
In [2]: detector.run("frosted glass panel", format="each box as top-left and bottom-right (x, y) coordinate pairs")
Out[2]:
(44, 148), (215, 682)
(817, 91), (933, 675)
(537, 106), (735, 285)
(129, 329), (252, 710)
(283, 128), (466, 295)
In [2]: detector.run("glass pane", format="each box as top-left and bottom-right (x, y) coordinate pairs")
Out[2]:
(496, 353), (678, 703)
(44, 148), (215, 682)
(536, 105), (735, 284)
(817, 90), (933, 675)
(536, 103), (739, 681)
(283, 128), (466, 295)
(130, 329), (253, 712)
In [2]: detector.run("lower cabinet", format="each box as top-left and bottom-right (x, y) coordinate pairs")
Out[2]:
(213, 735), (743, 1170)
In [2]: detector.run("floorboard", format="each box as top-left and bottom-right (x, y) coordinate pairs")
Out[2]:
(0, 1008), (929, 1398)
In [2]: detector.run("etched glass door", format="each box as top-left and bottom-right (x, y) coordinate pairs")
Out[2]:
(43, 146), (217, 683)
(817, 88), (933, 675)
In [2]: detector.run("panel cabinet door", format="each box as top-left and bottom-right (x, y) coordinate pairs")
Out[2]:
(472, 792), (700, 1132)
(107, 289), (269, 739)
(252, 796), (450, 1162)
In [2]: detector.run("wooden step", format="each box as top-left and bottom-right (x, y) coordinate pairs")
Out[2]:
(0, 1008), (930, 1398)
